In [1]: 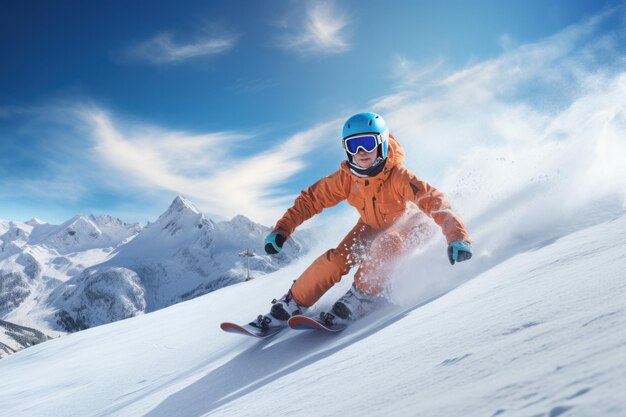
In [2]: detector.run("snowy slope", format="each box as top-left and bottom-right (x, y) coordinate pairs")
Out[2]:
(0, 213), (623, 417)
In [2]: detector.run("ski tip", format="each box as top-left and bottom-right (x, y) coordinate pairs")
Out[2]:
(288, 316), (321, 330)
(220, 321), (285, 338)
(220, 322), (245, 333)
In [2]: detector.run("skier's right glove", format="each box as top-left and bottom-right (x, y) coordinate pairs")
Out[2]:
(447, 241), (472, 265)
(264, 232), (286, 255)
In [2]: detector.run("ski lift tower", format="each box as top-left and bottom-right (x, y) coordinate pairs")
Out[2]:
(238, 248), (256, 281)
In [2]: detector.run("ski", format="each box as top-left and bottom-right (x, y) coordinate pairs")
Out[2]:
(287, 314), (348, 332)
(221, 313), (347, 336)
(220, 322), (285, 338)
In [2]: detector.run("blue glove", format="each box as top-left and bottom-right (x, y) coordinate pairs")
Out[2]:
(447, 241), (472, 265)
(265, 232), (286, 255)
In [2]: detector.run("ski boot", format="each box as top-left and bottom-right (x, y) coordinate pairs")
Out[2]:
(270, 290), (307, 320)
(247, 314), (282, 332)
(331, 283), (379, 321)
(250, 290), (307, 331)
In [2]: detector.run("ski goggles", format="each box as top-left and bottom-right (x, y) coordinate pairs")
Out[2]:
(343, 133), (384, 155)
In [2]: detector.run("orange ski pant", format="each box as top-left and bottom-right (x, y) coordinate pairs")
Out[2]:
(290, 219), (417, 307)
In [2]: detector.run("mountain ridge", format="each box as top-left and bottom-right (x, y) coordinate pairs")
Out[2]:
(0, 195), (309, 357)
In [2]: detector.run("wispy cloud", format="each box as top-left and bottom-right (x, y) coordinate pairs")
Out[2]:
(123, 31), (237, 64)
(0, 99), (338, 225)
(370, 55), (446, 109)
(78, 108), (337, 224)
(277, 1), (350, 55)
(390, 56), (445, 89)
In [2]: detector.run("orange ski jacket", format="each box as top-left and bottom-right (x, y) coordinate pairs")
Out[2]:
(273, 134), (471, 244)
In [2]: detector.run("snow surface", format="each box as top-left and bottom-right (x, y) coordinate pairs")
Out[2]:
(0, 212), (624, 417)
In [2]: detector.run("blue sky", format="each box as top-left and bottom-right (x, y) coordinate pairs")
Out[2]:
(0, 0), (624, 226)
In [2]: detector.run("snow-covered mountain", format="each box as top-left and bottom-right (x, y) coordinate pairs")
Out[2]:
(0, 219), (9, 235)
(0, 215), (143, 357)
(51, 267), (146, 332)
(0, 217), (138, 330)
(46, 196), (306, 332)
(0, 196), (309, 351)
(0, 221), (31, 258)
(30, 214), (141, 254)
(0, 211), (623, 416)
(105, 196), (304, 308)
(0, 320), (50, 358)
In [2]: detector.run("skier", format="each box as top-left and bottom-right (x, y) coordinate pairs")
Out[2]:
(259, 112), (472, 329)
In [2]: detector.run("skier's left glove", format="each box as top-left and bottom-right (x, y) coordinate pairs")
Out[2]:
(447, 241), (472, 265)
(264, 232), (286, 255)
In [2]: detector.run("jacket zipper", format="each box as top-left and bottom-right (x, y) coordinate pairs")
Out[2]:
(372, 197), (382, 227)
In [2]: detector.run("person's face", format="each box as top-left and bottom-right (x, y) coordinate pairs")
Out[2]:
(354, 147), (378, 169)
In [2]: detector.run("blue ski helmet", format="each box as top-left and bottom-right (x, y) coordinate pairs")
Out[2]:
(342, 112), (389, 159)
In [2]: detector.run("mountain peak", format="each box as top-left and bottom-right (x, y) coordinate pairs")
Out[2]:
(26, 217), (47, 226)
(145, 195), (206, 240)
(168, 195), (201, 215)
(31, 213), (139, 254)
(228, 214), (266, 232)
